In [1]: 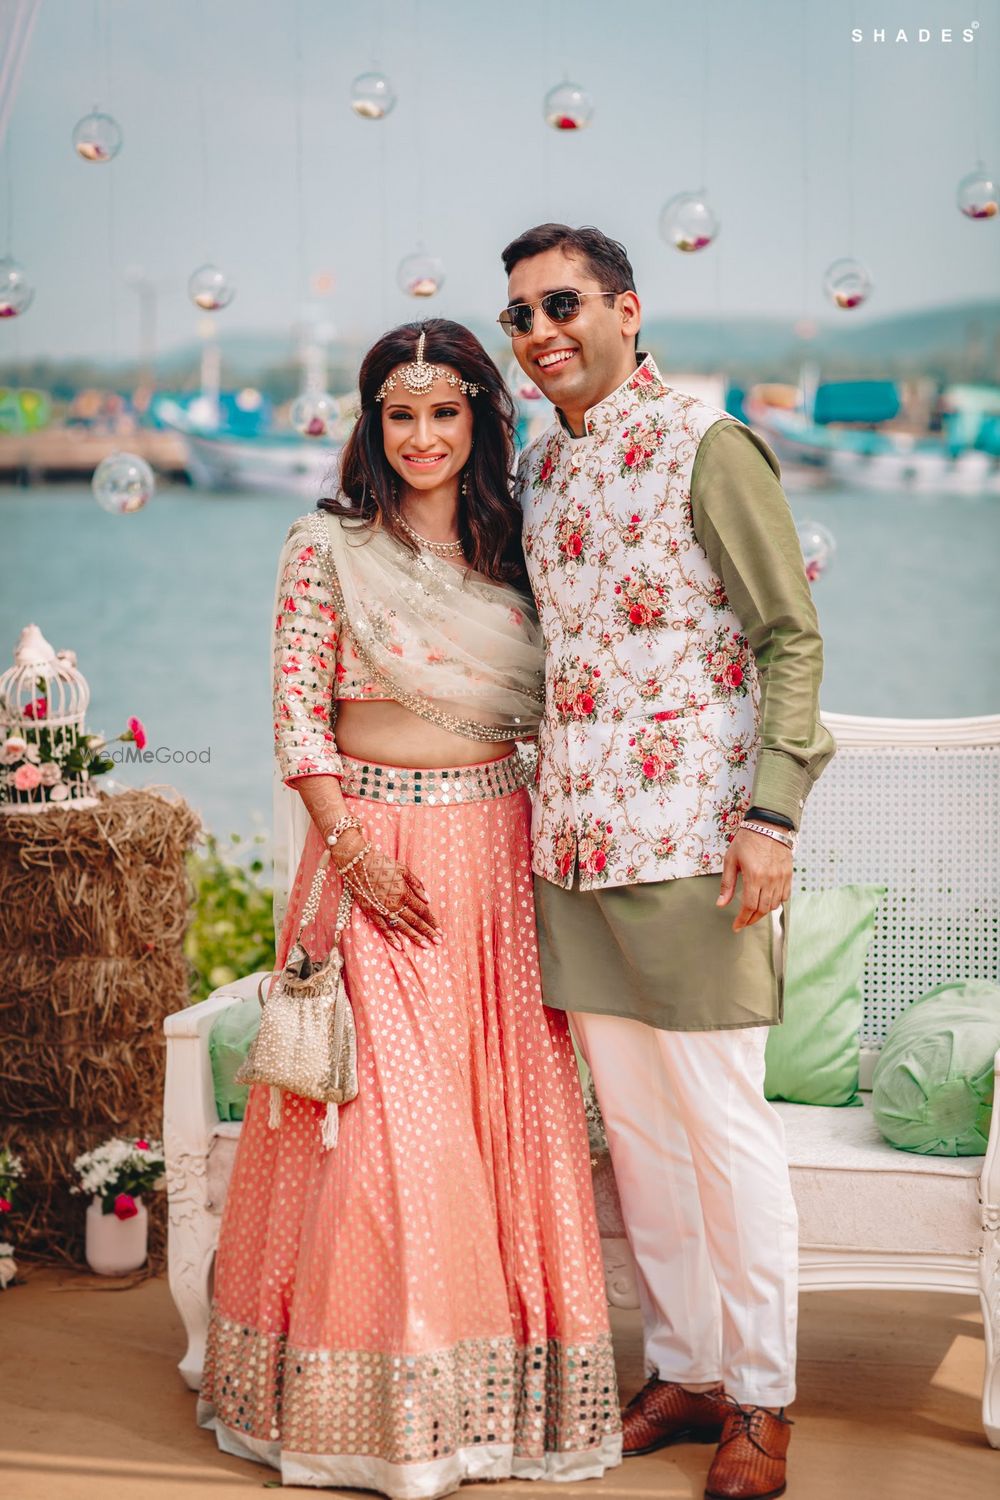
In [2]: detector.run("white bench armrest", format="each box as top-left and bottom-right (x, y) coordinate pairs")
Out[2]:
(983, 1045), (1000, 1219)
(163, 972), (269, 1152)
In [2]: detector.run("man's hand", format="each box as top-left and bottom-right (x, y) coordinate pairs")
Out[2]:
(716, 828), (792, 932)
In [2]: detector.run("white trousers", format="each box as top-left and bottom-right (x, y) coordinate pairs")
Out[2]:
(570, 1010), (799, 1408)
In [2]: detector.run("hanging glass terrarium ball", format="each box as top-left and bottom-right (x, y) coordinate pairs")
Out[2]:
(543, 81), (593, 131)
(72, 109), (123, 162)
(659, 192), (719, 253)
(823, 257), (873, 310)
(92, 452), (155, 514)
(506, 359), (543, 403)
(187, 263), (236, 311)
(956, 165), (998, 219)
(0, 257), (35, 318)
(396, 249), (445, 298)
(350, 71), (397, 120)
(290, 392), (339, 438)
(796, 519), (836, 583)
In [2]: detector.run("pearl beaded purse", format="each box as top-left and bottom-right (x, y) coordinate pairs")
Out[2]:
(235, 853), (357, 1149)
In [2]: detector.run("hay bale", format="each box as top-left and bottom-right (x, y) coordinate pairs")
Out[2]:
(0, 785), (201, 1267)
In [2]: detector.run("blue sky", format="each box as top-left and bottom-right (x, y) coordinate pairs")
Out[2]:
(5, 0), (999, 363)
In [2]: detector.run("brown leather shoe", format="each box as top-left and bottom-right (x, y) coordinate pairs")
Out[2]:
(622, 1375), (727, 1456)
(704, 1399), (792, 1499)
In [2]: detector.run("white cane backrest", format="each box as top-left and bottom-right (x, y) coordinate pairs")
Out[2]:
(792, 714), (1000, 1048)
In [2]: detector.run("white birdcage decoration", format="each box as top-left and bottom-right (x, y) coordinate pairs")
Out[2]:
(0, 624), (98, 812)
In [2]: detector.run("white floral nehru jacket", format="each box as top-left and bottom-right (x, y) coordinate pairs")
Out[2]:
(518, 356), (765, 892)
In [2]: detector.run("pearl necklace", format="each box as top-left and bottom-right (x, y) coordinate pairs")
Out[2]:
(398, 512), (464, 558)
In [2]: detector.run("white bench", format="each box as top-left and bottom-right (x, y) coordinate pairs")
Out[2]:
(163, 712), (1000, 1447)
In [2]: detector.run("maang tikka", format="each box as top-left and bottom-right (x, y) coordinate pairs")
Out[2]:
(375, 331), (483, 403)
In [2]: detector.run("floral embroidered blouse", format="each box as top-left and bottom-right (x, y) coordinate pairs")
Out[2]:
(272, 521), (386, 785)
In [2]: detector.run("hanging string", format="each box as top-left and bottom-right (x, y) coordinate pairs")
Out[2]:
(379, 118), (388, 325)
(542, 0), (554, 206)
(92, 0), (101, 103)
(100, 0), (111, 107)
(194, 0), (211, 258)
(972, 22), (982, 165)
(846, 1), (856, 255)
(799, 3), (810, 318)
(3, 125), (12, 258)
(293, 0), (307, 302)
(413, 0), (425, 245)
(102, 0), (118, 363)
(373, 0), (385, 68)
(699, 4), (711, 192)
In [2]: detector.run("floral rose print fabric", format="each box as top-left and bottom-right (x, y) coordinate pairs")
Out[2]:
(518, 356), (762, 891)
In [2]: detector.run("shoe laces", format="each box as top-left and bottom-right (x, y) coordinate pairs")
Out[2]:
(625, 1373), (665, 1410)
(718, 1396), (791, 1454)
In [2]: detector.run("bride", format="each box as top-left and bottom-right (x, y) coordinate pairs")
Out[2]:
(196, 318), (622, 1498)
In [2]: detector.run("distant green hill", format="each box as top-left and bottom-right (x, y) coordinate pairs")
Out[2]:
(5, 301), (998, 396)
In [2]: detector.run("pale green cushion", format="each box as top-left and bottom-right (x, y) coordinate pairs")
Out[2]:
(872, 980), (1000, 1156)
(208, 997), (261, 1122)
(764, 884), (886, 1107)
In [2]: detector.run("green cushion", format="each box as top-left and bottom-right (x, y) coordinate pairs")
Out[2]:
(764, 884), (886, 1107)
(872, 980), (1000, 1156)
(208, 997), (261, 1122)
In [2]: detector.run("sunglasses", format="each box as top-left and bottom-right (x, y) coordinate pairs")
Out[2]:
(497, 287), (616, 339)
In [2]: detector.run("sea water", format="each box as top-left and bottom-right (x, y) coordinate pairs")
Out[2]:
(3, 485), (998, 840)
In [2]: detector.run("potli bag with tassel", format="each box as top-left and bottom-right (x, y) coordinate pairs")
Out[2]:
(235, 851), (356, 1149)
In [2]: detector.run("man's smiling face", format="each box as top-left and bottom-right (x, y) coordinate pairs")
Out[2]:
(505, 246), (641, 433)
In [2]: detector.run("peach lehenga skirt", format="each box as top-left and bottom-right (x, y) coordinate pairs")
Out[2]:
(196, 753), (622, 1498)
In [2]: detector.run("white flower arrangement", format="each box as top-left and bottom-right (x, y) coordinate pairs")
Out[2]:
(70, 1135), (166, 1217)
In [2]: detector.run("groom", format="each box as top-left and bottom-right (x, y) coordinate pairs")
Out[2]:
(502, 223), (834, 1500)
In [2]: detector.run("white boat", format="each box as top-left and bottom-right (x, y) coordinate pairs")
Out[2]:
(744, 387), (1000, 498)
(180, 427), (339, 498)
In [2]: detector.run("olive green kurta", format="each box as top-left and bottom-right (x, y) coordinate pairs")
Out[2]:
(693, 419), (836, 829)
(535, 413), (831, 1031)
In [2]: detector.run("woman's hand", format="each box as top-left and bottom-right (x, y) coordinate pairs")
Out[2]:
(331, 829), (442, 951)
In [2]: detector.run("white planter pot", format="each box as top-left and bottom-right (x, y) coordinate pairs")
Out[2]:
(85, 1196), (148, 1275)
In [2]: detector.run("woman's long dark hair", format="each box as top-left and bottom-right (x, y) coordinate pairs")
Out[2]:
(318, 319), (526, 588)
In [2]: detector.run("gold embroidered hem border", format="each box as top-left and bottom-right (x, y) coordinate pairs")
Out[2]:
(200, 1310), (620, 1465)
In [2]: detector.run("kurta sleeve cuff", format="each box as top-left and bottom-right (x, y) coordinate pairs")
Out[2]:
(749, 750), (813, 830)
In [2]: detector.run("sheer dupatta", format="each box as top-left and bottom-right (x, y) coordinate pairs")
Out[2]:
(271, 508), (545, 941)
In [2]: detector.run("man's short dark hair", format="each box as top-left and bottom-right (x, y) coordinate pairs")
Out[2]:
(501, 223), (636, 295)
(501, 223), (638, 352)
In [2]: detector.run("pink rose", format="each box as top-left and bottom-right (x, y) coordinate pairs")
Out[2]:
(727, 665), (744, 688)
(624, 447), (639, 467)
(575, 693), (595, 716)
(113, 1193), (138, 1221)
(558, 851), (574, 878)
(13, 762), (42, 791)
(642, 758), (659, 780)
(127, 716), (147, 750)
(592, 851), (607, 872)
(629, 604), (648, 626)
(22, 696), (47, 720)
(566, 533), (583, 557)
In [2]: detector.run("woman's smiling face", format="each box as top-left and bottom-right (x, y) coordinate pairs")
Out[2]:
(380, 370), (475, 493)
